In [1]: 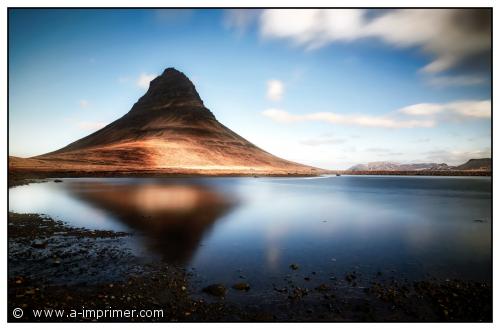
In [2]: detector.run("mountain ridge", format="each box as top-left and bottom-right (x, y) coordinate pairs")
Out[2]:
(348, 158), (491, 171)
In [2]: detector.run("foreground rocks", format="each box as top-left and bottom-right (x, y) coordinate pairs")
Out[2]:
(202, 284), (227, 298)
(8, 213), (244, 321)
(232, 283), (250, 291)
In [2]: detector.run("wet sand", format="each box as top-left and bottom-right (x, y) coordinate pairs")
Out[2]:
(8, 211), (492, 322)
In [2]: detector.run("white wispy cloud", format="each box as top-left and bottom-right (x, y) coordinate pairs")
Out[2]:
(365, 148), (391, 152)
(77, 121), (107, 131)
(257, 9), (490, 74)
(300, 137), (346, 146)
(399, 100), (491, 119)
(137, 73), (156, 89)
(224, 9), (260, 34)
(263, 99), (490, 129)
(262, 108), (435, 129)
(79, 99), (89, 109)
(260, 9), (366, 47)
(266, 80), (284, 101)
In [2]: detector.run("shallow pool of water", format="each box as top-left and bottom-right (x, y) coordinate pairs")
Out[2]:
(9, 176), (492, 299)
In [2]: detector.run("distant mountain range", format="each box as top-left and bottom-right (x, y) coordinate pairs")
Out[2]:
(348, 158), (491, 171)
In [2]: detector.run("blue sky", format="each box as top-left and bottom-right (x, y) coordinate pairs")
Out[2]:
(9, 9), (491, 169)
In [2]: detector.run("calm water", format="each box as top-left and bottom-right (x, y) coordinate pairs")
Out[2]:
(9, 176), (492, 299)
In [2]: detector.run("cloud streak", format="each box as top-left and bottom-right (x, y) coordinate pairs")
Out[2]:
(257, 9), (490, 74)
(365, 148), (391, 153)
(262, 108), (435, 129)
(300, 137), (346, 146)
(77, 121), (107, 131)
(266, 79), (284, 101)
(263, 99), (490, 129)
(137, 73), (156, 89)
(224, 9), (260, 34)
(399, 100), (491, 119)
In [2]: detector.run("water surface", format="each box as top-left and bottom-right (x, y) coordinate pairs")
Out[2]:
(9, 176), (492, 300)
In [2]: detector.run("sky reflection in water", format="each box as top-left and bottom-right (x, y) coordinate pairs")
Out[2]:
(9, 176), (492, 294)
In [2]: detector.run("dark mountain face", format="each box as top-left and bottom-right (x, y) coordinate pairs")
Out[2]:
(128, 68), (214, 120)
(454, 158), (491, 171)
(33, 67), (318, 175)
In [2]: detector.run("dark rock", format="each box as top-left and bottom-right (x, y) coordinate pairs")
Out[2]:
(273, 287), (287, 293)
(31, 239), (48, 249)
(345, 273), (357, 282)
(315, 284), (330, 292)
(202, 284), (227, 297)
(289, 263), (299, 270)
(54, 179), (63, 183)
(232, 282), (250, 291)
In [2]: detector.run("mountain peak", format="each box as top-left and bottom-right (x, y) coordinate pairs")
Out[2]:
(32, 66), (318, 175)
(155, 67), (192, 85)
(161, 67), (184, 76)
(131, 67), (204, 113)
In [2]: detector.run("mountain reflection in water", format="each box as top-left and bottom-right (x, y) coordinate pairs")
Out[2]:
(8, 176), (491, 287)
(67, 181), (235, 263)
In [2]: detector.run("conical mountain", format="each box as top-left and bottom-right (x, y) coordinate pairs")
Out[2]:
(30, 68), (320, 175)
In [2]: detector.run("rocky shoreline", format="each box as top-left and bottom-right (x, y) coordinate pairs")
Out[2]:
(8, 212), (241, 321)
(8, 211), (492, 322)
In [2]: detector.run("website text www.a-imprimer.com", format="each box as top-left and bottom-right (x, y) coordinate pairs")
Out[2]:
(12, 307), (164, 320)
